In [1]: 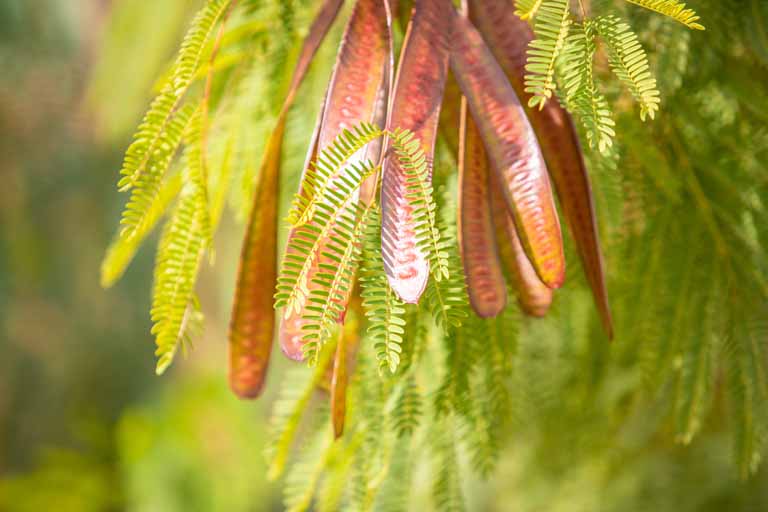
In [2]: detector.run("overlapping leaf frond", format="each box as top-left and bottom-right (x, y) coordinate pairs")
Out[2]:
(598, 15), (661, 121)
(265, 346), (335, 481)
(360, 207), (408, 375)
(524, 0), (572, 109)
(117, 0), (231, 191)
(150, 184), (208, 375)
(287, 123), (385, 227)
(562, 21), (616, 153)
(624, 0), (705, 30)
(275, 175), (377, 315)
(389, 128), (450, 281)
(515, 0), (545, 21)
(301, 203), (375, 366)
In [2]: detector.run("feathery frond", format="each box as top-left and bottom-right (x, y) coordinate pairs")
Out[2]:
(118, 0), (231, 190)
(361, 208), (408, 375)
(598, 15), (661, 121)
(101, 172), (182, 288)
(389, 128), (450, 281)
(287, 123), (385, 227)
(150, 184), (208, 375)
(624, 0), (705, 30)
(265, 346), (335, 481)
(562, 21), (616, 153)
(301, 203), (376, 366)
(524, 0), (572, 109)
(515, 0), (545, 21)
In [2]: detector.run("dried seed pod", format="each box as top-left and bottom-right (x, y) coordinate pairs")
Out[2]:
(279, 0), (393, 360)
(458, 99), (507, 318)
(450, 12), (565, 289)
(490, 174), (553, 317)
(468, 0), (612, 337)
(381, 0), (452, 303)
(228, 0), (345, 398)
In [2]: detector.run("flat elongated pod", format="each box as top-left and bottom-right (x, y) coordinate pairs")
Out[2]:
(490, 173), (553, 317)
(439, 73), (463, 157)
(280, 0), (346, 115)
(228, 123), (283, 398)
(279, 0), (393, 361)
(458, 99), (507, 318)
(468, 0), (612, 336)
(381, 0), (452, 303)
(449, 12), (565, 289)
(331, 328), (348, 438)
(229, 0), (344, 398)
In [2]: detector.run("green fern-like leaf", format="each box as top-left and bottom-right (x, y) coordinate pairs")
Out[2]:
(389, 128), (450, 281)
(287, 123), (385, 227)
(110, 103), (195, 263)
(150, 185), (208, 375)
(391, 375), (423, 437)
(562, 21), (616, 153)
(265, 345), (335, 481)
(101, 172), (182, 288)
(514, 0), (544, 21)
(283, 409), (334, 512)
(524, 0), (572, 109)
(624, 0), (705, 30)
(301, 203), (375, 366)
(117, 0), (231, 191)
(423, 252), (468, 331)
(598, 15), (661, 121)
(361, 208), (408, 375)
(182, 110), (213, 246)
(431, 422), (466, 512)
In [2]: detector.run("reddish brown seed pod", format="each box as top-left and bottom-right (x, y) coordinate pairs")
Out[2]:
(458, 99), (507, 318)
(449, 12), (565, 289)
(279, 0), (393, 361)
(468, 0), (613, 337)
(490, 174), (553, 317)
(228, 0), (345, 398)
(381, 0), (452, 303)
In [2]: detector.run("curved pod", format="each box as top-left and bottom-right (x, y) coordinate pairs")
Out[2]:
(449, 12), (565, 289)
(279, 0), (393, 360)
(381, 0), (452, 303)
(490, 174), (553, 317)
(458, 99), (507, 317)
(468, 0), (612, 336)
(229, 0), (346, 397)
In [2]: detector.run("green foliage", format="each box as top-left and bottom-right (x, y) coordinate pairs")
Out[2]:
(95, 0), (768, 510)
(287, 123), (385, 227)
(117, 0), (231, 191)
(525, 0), (572, 109)
(301, 203), (375, 365)
(624, 0), (705, 29)
(562, 21), (616, 152)
(389, 129), (451, 282)
(360, 208), (408, 375)
(598, 15), (661, 120)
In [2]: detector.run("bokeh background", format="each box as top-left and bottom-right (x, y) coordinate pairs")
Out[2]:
(2, 1), (768, 511)
(0, 1), (280, 509)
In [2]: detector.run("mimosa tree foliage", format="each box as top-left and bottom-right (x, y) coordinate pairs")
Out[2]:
(101, 0), (768, 509)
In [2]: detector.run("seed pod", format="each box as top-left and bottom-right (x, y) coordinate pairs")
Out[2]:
(450, 12), (565, 288)
(468, 0), (612, 337)
(490, 174), (553, 317)
(228, 0), (345, 398)
(331, 328), (349, 438)
(279, 0), (393, 360)
(381, 0), (452, 303)
(458, 99), (507, 318)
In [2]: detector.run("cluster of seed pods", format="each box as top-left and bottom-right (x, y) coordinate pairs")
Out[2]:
(228, 0), (612, 434)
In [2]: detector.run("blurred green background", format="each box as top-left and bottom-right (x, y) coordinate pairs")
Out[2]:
(0, 1), (280, 509)
(2, 1), (768, 511)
